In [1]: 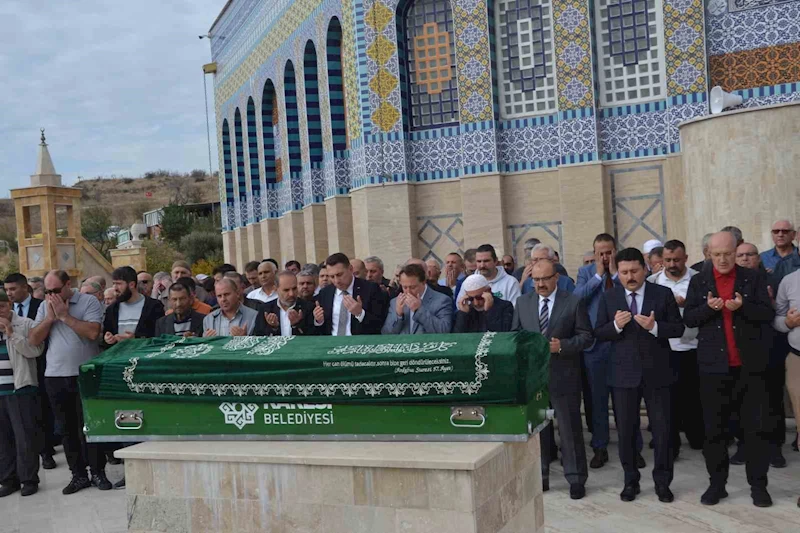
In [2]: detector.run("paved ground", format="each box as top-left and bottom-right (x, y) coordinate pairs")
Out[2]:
(1, 431), (798, 533)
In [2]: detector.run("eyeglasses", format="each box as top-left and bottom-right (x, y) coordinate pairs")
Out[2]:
(43, 286), (64, 295)
(532, 274), (557, 283)
(772, 229), (794, 235)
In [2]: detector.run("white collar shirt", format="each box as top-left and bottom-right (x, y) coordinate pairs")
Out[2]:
(278, 303), (294, 337)
(614, 283), (658, 337)
(246, 287), (278, 303)
(537, 287), (557, 324)
(332, 278), (356, 336)
(652, 268), (698, 350)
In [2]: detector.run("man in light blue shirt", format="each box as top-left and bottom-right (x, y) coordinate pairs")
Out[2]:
(761, 219), (796, 272)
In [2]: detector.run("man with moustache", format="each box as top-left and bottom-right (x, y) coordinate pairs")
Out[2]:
(297, 266), (320, 301)
(452, 274), (513, 333)
(456, 245), (520, 306)
(514, 260), (593, 499)
(595, 248), (684, 503)
(254, 271), (316, 337)
(684, 232), (775, 507)
(247, 260), (279, 304)
(103, 267), (165, 345)
(761, 220), (796, 273)
(154, 282), (206, 338)
(203, 278), (258, 337)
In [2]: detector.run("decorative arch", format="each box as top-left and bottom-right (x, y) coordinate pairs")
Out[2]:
(233, 108), (247, 223)
(397, 0), (459, 131)
(221, 119), (235, 229)
(326, 17), (348, 152)
(284, 61), (303, 181)
(261, 79), (280, 184)
(304, 41), (323, 169)
(246, 97), (261, 222)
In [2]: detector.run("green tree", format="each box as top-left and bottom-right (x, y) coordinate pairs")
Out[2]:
(179, 231), (223, 265)
(144, 239), (182, 274)
(159, 204), (193, 246)
(81, 206), (117, 259)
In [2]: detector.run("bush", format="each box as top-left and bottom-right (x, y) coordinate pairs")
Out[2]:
(159, 204), (193, 246)
(192, 256), (224, 276)
(122, 177), (134, 184)
(179, 231), (223, 265)
(144, 239), (182, 274)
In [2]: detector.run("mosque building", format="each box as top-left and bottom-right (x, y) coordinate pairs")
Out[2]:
(208, 0), (800, 273)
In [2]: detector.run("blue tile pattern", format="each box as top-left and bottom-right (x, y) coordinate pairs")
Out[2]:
(706, 3), (800, 56)
(246, 97), (262, 222)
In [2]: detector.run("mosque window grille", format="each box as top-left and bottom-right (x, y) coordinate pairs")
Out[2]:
(595, 0), (665, 106)
(495, 0), (557, 118)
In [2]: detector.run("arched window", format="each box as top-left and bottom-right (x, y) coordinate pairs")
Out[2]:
(233, 108), (247, 221)
(495, 0), (557, 117)
(261, 80), (279, 184)
(284, 61), (303, 182)
(304, 41), (323, 171)
(327, 18), (348, 152)
(594, 0), (665, 106)
(246, 97), (261, 222)
(221, 119), (235, 229)
(398, 0), (459, 130)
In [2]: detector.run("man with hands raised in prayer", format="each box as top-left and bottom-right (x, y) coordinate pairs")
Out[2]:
(254, 271), (315, 337)
(382, 263), (452, 335)
(595, 248), (684, 504)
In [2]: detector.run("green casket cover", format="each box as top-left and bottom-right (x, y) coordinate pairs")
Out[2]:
(79, 332), (549, 405)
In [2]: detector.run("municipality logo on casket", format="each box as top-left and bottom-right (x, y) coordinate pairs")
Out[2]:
(219, 402), (259, 430)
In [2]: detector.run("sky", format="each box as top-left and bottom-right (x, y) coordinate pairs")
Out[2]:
(0, 0), (226, 195)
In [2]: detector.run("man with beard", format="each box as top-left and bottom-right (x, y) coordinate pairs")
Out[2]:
(456, 245), (520, 307)
(204, 278), (258, 337)
(453, 274), (514, 333)
(254, 271), (316, 336)
(154, 283), (206, 338)
(103, 267), (165, 346)
(297, 266), (319, 301)
(649, 240), (703, 454)
(247, 261), (279, 304)
(595, 248), (684, 503)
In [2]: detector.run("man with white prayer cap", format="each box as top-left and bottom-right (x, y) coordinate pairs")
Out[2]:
(643, 239), (664, 272)
(452, 274), (514, 333)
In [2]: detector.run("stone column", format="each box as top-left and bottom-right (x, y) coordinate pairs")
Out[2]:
(303, 205), (329, 264)
(325, 197), (355, 259)
(234, 227), (249, 268)
(259, 220), (281, 261)
(351, 183), (415, 268)
(278, 212), (307, 264)
(246, 223), (263, 265)
(222, 231), (236, 265)
(557, 164), (607, 274)
(460, 174), (507, 254)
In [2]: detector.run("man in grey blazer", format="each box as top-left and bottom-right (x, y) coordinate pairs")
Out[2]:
(382, 263), (453, 335)
(513, 260), (593, 499)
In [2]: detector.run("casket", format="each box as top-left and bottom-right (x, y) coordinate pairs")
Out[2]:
(79, 331), (550, 442)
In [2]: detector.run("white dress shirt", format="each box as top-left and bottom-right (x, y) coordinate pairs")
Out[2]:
(278, 304), (293, 337)
(650, 268), (698, 351)
(538, 287), (557, 324)
(247, 287), (278, 304)
(329, 278), (365, 336)
(614, 283), (658, 337)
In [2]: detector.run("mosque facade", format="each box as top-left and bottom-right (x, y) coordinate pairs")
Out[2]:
(209, 0), (800, 273)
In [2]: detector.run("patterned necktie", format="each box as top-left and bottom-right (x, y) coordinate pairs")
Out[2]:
(16, 304), (23, 317)
(336, 290), (349, 336)
(539, 298), (549, 336)
(629, 292), (638, 315)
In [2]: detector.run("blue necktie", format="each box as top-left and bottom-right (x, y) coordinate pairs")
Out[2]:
(629, 292), (638, 315)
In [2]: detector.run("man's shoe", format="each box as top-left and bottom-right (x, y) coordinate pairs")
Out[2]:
(770, 447), (787, 468)
(792, 439), (799, 452)
(91, 471), (113, 491)
(751, 487), (772, 507)
(700, 484), (728, 505)
(0, 484), (20, 498)
(20, 483), (38, 497)
(730, 444), (745, 465)
(655, 485), (674, 503)
(636, 453), (646, 469)
(113, 477), (126, 490)
(542, 478), (549, 492)
(589, 448), (608, 469)
(569, 484), (586, 500)
(62, 476), (91, 495)
(41, 455), (56, 470)
(620, 483), (641, 502)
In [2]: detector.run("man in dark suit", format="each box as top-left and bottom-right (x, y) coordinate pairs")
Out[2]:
(513, 260), (593, 499)
(684, 232), (776, 508)
(103, 267), (165, 343)
(3, 273), (55, 470)
(313, 253), (387, 336)
(453, 274), (513, 333)
(382, 264), (453, 335)
(154, 283), (205, 338)
(254, 271), (316, 336)
(595, 248), (684, 503)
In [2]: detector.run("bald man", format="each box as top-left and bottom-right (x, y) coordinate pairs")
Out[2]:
(351, 259), (367, 280)
(684, 232), (775, 507)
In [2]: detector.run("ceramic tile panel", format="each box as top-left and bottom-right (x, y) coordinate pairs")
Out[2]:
(663, 0), (706, 97)
(553, 0), (595, 110)
(454, 0), (494, 123)
(709, 42), (800, 92)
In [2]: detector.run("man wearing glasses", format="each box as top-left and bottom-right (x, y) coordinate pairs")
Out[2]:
(760, 220), (796, 273)
(452, 274), (513, 333)
(28, 270), (106, 496)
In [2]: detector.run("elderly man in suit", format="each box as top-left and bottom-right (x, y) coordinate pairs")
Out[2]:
(453, 274), (513, 333)
(313, 253), (387, 336)
(595, 248), (684, 503)
(254, 271), (316, 337)
(513, 260), (593, 499)
(382, 264), (452, 335)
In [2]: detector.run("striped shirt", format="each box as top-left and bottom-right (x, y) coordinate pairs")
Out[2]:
(0, 339), (11, 395)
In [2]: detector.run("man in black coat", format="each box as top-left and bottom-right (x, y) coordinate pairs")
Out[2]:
(513, 261), (593, 499)
(595, 248), (684, 503)
(154, 283), (205, 338)
(313, 253), (387, 336)
(684, 231), (776, 508)
(103, 267), (165, 344)
(452, 274), (513, 333)
(254, 271), (316, 336)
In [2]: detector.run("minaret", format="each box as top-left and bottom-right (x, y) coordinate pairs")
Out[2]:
(31, 129), (63, 187)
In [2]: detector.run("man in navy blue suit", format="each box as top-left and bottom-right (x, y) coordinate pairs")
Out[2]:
(595, 248), (685, 503)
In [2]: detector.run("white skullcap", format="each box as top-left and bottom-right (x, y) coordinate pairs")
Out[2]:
(643, 239), (663, 254)
(462, 274), (489, 292)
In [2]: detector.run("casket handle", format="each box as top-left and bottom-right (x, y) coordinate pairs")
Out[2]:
(450, 406), (486, 428)
(114, 410), (143, 430)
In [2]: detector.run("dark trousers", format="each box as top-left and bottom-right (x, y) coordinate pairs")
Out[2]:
(699, 368), (772, 489)
(580, 356), (593, 434)
(36, 353), (58, 456)
(584, 349), (610, 449)
(0, 393), (42, 486)
(541, 391), (588, 487)
(46, 377), (106, 477)
(672, 349), (704, 449)
(768, 364), (786, 446)
(613, 385), (673, 487)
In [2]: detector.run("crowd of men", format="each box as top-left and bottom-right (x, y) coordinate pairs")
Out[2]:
(1, 220), (800, 511)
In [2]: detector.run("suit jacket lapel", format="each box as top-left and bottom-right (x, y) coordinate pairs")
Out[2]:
(530, 294), (542, 333)
(548, 291), (567, 331)
(640, 282), (653, 317)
